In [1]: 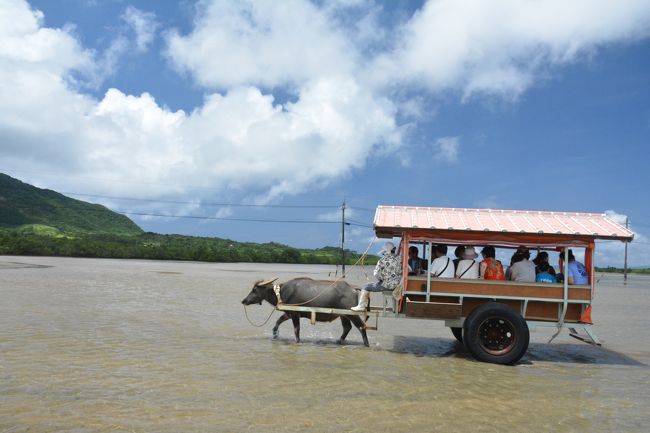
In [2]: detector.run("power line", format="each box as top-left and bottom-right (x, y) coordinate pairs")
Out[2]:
(10, 200), (371, 227)
(118, 211), (342, 224)
(62, 191), (379, 226)
(348, 206), (376, 213)
(62, 192), (340, 209)
(119, 210), (376, 228)
(598, 239), (650, 245)
(348, 223), (373, 228)
(346, 218), (373, 228)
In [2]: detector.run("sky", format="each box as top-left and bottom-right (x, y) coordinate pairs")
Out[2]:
(1, 0), (650, 266)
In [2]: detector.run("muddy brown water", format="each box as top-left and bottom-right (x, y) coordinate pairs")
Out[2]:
(1, 256), (649, 432)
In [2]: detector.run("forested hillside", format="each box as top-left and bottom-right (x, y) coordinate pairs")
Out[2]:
(0, 173), (142, 235)
(0, 173), (375, 265)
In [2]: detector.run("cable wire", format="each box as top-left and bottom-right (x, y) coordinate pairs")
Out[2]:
(117, 211), (341, 224)
(63, 192), (340, 209)
(347, 207), (376, 213)
(346, 218), (373, 228)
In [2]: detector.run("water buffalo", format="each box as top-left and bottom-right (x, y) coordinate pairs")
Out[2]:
(241, 277), (369, 346)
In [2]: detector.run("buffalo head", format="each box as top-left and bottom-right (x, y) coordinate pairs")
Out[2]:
(241, 277), (278, 305)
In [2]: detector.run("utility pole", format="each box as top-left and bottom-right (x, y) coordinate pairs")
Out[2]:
(624, 217), (629, 285)
(341, 199), (346, 277)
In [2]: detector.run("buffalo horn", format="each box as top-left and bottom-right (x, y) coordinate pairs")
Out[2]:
(257, 277), (279, 286)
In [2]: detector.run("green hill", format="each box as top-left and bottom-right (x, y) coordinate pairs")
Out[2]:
(0, 173), (142, 236)
(0, 173), (375, 265)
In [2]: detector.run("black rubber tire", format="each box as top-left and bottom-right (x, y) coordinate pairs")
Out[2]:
(463, 302), (529, 365)
(450, 327), (463, 343)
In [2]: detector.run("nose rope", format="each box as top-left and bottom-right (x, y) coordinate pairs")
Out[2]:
(243, 304), (276, 327)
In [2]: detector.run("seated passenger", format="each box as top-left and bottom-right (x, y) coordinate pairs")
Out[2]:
(408, 246), (426, 275)
(505, 252), (521, 280)
(456, 246), (479, 279)
(430, 244), (455, 278)
(535, 262), (557, 283)
(479, 246), (505, 280)
(452, 246), (465, 273)
(533, 251), (556, 276)
(507, 249), (536, 282)
(566, 249), (589, 285)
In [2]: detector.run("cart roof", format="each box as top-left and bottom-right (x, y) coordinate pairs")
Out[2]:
(374, 206), (634, 245)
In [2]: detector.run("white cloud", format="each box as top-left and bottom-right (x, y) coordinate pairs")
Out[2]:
(2, 0), (650, 211)
(165, 0), (357, 89)
(0, 0), (401, 202)
(317, 207), (359, 222)
(595, 210), (649, 267)
(605, 209), (628, 226)
(181, 79), (400, 199)
(84, 6), (158, 86)
(374, 0), (650, 99)
(95, 35), (129, 83)
(346, 226), (376, 253)
(122, 6), (157, 52)
(433, 136), (460, 163)
(595, 234), (650, 268)
(213, 207), (233, 219)
(0, 0), (95, 163)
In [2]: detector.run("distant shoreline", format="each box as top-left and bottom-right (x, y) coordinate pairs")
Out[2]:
(595, 267), (650, 275)
(0, 229), (377, 266)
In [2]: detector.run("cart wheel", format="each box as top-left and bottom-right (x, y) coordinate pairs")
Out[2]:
(450, 327), (463, 343)
(463, 302), (529, 365)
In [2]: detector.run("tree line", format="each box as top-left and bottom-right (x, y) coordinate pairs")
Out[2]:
(595, 266), (650, 275)
(0, 229), (376, 265)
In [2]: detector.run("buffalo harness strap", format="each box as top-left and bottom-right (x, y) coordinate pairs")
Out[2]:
(273, 283), (283, 304)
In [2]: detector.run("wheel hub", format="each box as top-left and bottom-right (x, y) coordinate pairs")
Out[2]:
(478, 317), (516, 356)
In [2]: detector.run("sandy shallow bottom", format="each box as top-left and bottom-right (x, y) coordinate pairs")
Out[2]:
(0, 256), (649, 432)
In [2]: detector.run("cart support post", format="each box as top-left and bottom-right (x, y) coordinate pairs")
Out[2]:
(426, 241), (432, 302)
(549, 248), (569, 344)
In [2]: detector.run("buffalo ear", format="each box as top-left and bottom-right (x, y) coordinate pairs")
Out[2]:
(257, 277), (279, 287)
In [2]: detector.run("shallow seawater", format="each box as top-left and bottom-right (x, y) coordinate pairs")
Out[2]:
(0, 257), (648, 432)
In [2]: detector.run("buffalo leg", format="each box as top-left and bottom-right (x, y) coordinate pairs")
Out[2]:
(350, 315), (369, 347)
(272, 313), (290, 339)
(290, 313), (301, 343)
(338, 316), (353, 344)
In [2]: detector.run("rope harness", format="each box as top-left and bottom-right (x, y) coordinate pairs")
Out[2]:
(273, 283), (282, 304)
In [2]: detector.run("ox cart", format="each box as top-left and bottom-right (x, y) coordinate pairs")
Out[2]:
(277, 206), (634, 365)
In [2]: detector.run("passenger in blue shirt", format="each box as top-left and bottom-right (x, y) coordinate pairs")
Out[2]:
(535, 262), (557, 283)
(566, 250), (589, 285)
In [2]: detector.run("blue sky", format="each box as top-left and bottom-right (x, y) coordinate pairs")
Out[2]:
(2, 0), (650, 266)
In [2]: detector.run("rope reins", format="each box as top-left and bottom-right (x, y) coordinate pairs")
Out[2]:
(243, 303), (277, 327)
(280, 236), (376, 307)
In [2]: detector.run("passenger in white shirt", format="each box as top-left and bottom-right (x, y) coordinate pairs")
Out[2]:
(455, 247), (480, 279)
(430, 244), (455, 278)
